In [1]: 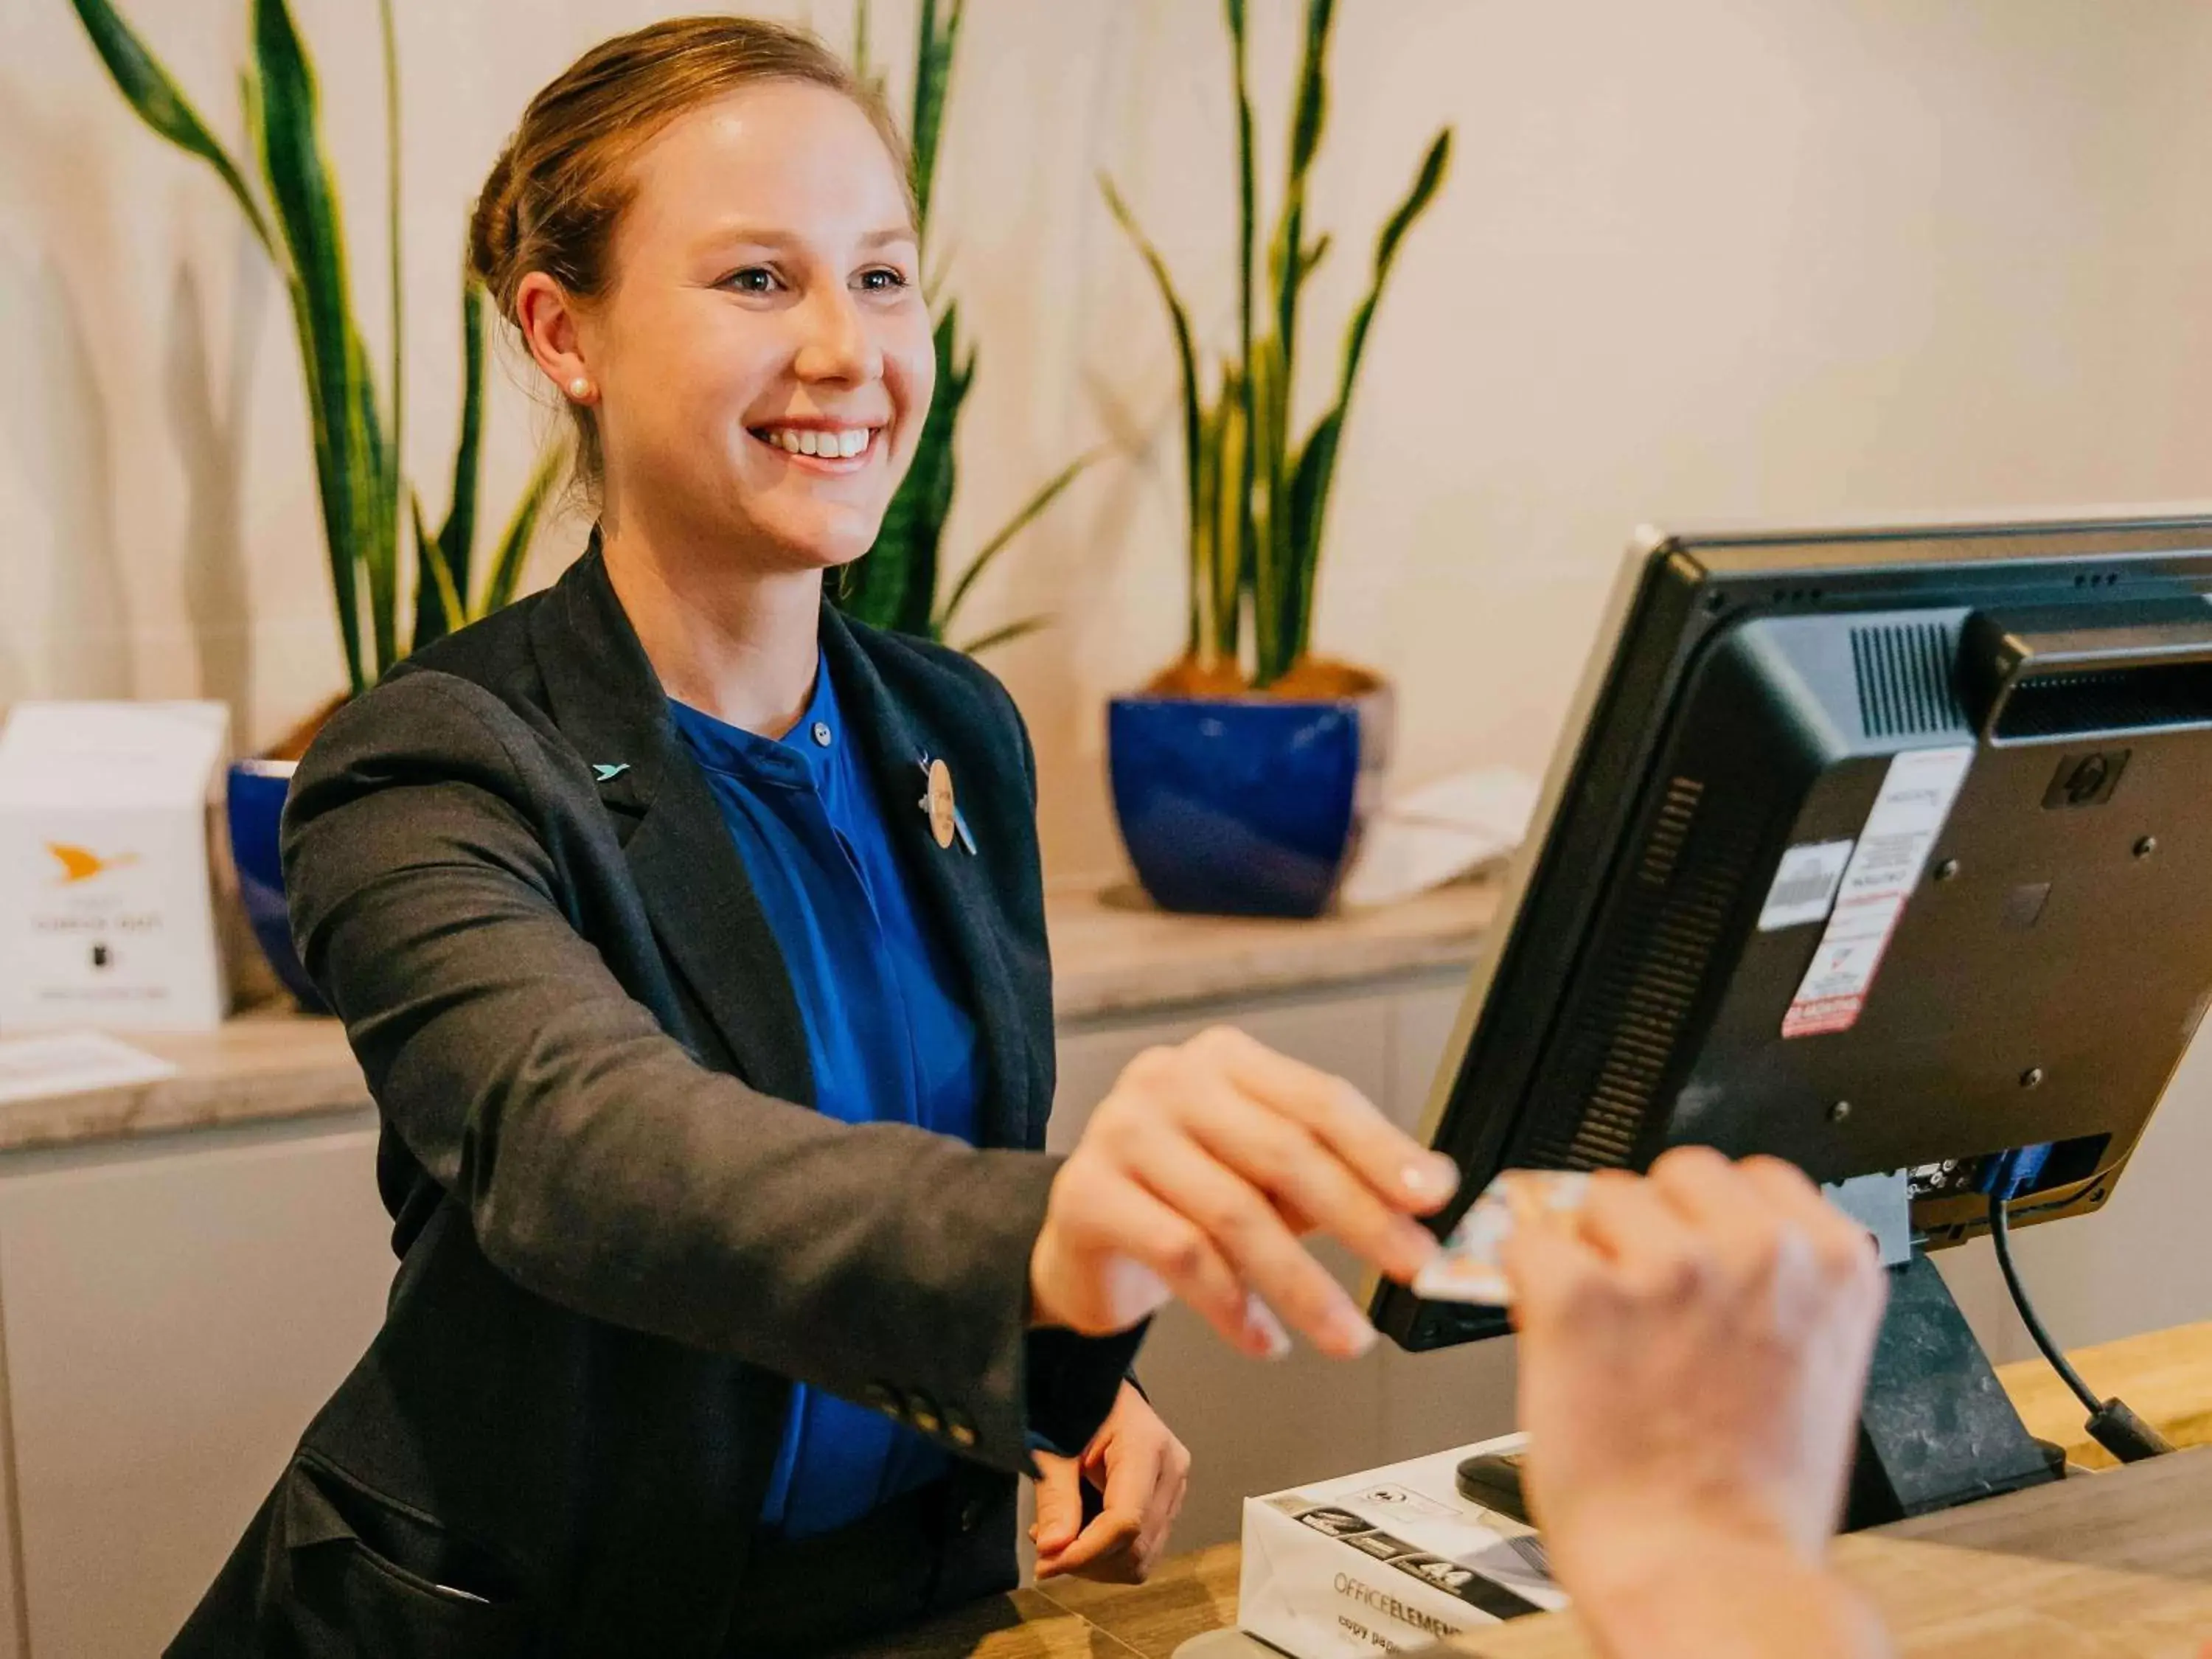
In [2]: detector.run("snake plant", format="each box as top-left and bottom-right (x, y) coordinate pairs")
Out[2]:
(69, 0), (560, 706)
(1105, 0), (1452, 691)
(834, 0), (1097, 656)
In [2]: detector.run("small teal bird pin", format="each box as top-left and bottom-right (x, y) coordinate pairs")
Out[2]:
(592, 762), (629, 783)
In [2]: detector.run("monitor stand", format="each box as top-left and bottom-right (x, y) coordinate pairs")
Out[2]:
(1843, 1254), (2065, 1529)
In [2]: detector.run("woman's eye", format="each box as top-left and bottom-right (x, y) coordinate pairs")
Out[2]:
(858, 268), (911, 293)
(723, 267), (779, 295)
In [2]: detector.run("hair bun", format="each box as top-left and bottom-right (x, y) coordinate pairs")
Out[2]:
(468, 142), (525, 305)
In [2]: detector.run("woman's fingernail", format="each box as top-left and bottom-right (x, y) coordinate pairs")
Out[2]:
(1399, 1220), (1441, 1271)
(1328, 1304), (1380, 1357)
(1244, 1293), (1293, 1360)
(1403, 1154), (1460, 1201)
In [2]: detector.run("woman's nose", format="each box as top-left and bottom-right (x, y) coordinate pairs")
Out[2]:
(791, 286), (881, 386)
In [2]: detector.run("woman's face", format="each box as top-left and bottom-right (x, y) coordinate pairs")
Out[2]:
(582, 82), (932, 571)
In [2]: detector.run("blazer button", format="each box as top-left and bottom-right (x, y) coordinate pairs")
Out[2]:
(959, 1497), (987, 1533)
(908, 1391), (942, 1436)
(862, 1382), (903, 1422)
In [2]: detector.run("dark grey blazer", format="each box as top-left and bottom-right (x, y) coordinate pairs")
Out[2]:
(172, 545), (1141, 1658)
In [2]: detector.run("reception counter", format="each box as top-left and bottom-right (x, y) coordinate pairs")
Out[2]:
(874, 1321), (2212, 1658)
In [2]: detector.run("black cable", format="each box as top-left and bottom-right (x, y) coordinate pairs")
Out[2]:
(1988, 1189), (2173, 1463)
(1987, 1189), (2101, 1415)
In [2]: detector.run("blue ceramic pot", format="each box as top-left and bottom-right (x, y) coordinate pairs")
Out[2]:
(226, 759), (327, 1012)
(1107, 682), (1394, 918)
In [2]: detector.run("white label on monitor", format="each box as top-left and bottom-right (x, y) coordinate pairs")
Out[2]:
(1782, 745), (1974, 1038)
(1757, 839), (1856, 931)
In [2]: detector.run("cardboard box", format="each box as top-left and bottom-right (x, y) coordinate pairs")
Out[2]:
(1238, 1434), (1565, 1657)
(0, 702), (232, 1032)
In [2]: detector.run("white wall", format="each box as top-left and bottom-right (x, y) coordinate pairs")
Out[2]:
(6, 1), (2210, 880)
(2, 0), (2209, 1351)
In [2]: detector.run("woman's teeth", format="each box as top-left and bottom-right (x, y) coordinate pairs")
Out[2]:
(760, 427), (872, 459)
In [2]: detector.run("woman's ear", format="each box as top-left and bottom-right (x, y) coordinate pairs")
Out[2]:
(515, 272), (596, 403)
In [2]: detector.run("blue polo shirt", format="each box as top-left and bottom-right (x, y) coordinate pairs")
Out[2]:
(670, 659), (983, 1541)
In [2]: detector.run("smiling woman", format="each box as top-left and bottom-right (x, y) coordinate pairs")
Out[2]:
(167, 16), (1458, 1659)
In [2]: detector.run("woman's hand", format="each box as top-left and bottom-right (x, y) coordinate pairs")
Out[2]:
(1028, 1026), (1458, 1360)
(1031, 1382), (1189, 1582)
(1503, 1147), (1893, 1659)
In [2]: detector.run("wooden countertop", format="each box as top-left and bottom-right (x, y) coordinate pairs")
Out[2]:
(0, 880), (1495, 1153)
(886, 1321), (2212, 1659)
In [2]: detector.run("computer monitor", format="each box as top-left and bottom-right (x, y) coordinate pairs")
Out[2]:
(1374, 511), (2212, 1518)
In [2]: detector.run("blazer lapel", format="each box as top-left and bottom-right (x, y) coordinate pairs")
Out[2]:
(527, 540), (813, 1107)
(820, 610), (1036, 1150)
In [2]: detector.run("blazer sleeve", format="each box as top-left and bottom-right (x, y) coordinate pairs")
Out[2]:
(283, 669), (1099, 1474)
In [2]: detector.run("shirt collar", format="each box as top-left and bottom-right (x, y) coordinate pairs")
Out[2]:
(670, 658), (844, 792)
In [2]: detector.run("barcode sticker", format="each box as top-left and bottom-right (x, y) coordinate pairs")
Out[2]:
(1782, 746), (1973, 1038)
(1757, 840), (1855, 931)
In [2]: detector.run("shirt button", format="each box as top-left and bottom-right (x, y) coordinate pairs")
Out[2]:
(810, 722), (833, 747)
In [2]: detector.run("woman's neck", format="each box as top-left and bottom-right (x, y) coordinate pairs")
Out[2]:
(597, 509), (825, 740)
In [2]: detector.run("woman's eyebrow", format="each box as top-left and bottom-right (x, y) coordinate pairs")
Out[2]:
(695, 223), (918, 253)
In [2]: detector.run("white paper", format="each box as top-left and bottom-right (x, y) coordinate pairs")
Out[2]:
(1757, 839), (1856, 931)
(1340, 766), (1540, 911)
(1238, 1436), (1565, 1659)
(0, 1031), (178, 1106)
(1783, 745), (1973, 1038)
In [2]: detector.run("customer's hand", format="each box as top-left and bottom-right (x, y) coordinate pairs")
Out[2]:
(1031, 1382), (1189, 1583)
(1503, 1147), (1892, 1659)
(1029, 1026), (1457, 1360)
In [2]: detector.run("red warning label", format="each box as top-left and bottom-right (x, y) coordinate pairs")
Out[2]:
(1781, 745), (1973, 1040)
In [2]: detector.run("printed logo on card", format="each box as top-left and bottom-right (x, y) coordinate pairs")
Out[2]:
(44, 844), (139, 886)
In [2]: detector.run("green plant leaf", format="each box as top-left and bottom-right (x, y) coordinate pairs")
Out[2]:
(252, 0), (390, 692)
(414, 276), (486, 653)
(954, 615), (1051, 658)
(1226, 0), (1260, 680)
(411, 490), (465, 637)
(1338, 128), (1452, 414)
(909, 0), (963, 237)
(1267, 0), (1334, 352)
(1208, 374), (1249, 667)
(934, 445), (1103, 639)
(1100, 174), (1206, 656)
(69, 0), (278, 257)
(1281, 127), (1453, 673)
(379, 0), (403, 609)
(473, 444), (564, 620)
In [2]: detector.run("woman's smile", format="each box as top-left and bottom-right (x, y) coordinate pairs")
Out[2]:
(747, 420), (886, 474)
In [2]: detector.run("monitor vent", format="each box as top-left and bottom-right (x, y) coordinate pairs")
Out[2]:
(1851, 622), (1964, 738)
(1528, 776), (1762, 1172)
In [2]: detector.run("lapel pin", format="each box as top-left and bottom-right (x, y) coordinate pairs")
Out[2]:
(916, 754), (977, 855)
(592, 762), (630, 783)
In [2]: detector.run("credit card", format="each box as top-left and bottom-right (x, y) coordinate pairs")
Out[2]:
(1413, 1170), (1592, 1307)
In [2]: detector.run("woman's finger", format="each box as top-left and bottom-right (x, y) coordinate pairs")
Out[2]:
(1736, 1156), (1882, 1278)
(1029, 1453), (1086, 1562)
(1190, 1027), (1458, 1213)
(1499, 1181), (1606, 1329)
(1179, 1069), (1440, 1283)
(1576, 1167), (1710, 1294)
(1125, 1124), (1378, 1358)
(1064, 1166), (1280, 1357)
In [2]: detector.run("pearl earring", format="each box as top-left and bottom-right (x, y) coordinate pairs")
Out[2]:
(567, 376), (593, 401)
